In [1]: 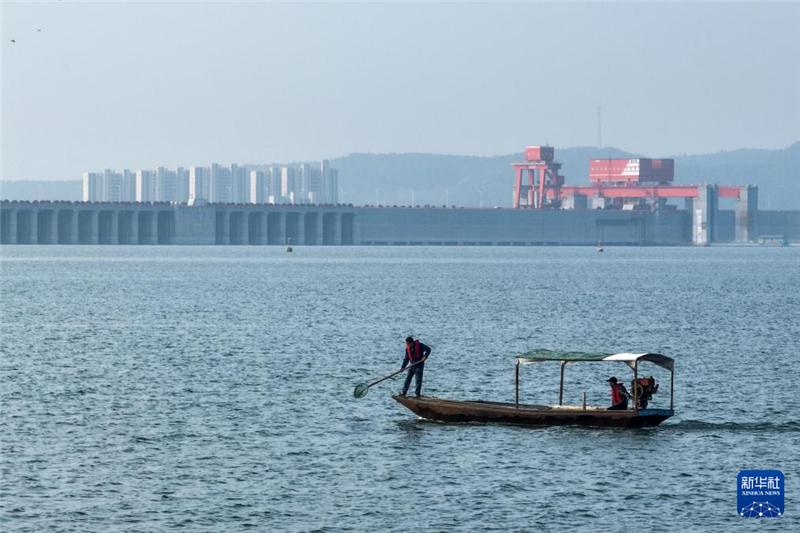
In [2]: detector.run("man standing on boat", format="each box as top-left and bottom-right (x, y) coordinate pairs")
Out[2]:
(400, 336), (431, 397)
(607, 377), (631, 410)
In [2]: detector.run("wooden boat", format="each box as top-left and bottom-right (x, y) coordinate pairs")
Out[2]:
(393, 350), (675, 429)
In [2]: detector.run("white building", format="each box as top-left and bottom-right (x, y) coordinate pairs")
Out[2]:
(210, 163), (231, 203)
(136, 170), (156, 203)
(322, 160), (339, 204)
(230, 164), (249, 204)
(249, 170), (267, 204)
(81, 160), (339, 205)
(177, 167), (190, 203)
(82, 172), (102, 202)
(156, 167), (177, 202)
(268, 167), (281, 202)
(299, 163), (323, 204)
(280, 167), (296, 204)
(189, 166), (209, 202)
(122, 169), (137, 202)
(100, 169), (123, 202)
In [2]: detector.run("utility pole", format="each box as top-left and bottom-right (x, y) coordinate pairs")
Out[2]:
(596, 105), (603, 148)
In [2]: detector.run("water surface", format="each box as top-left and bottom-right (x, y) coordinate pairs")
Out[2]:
(1, 245), (799, 532)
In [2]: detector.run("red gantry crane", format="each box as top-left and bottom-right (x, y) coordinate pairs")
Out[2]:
(512, 146), (565, 209)
(513, 146), (748, 210)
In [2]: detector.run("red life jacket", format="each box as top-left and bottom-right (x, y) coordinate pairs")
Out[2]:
(406, 341), (421, 363)
(611, 383), (624, 404)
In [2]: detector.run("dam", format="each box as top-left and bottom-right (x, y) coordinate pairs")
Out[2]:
(1, 198), (797, 246)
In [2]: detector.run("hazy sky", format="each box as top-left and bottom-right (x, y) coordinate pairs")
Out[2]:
(2, 1), (799, 181)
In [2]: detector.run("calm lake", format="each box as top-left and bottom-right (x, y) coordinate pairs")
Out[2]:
(1, 245), (798, 532)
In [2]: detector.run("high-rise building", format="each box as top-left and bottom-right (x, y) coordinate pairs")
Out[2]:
(309, 167), (323, 203)
(136, 170), (156, 203)
(329, 169), (339, 203)
(230, 164), (249, 204)
(177, 167), (190, 203)
(249, 170), (268, 204)
(156, 167), (177, 202)
(268, 167), (281, 203)
(321, 160), (339, 204)
(101, 169), (123, 202)
(122, 169), (137, 202)
(81, 160), (339, 205)
(189, 166), (209, 202)
(299, 163), (323, 204)
(280, 167), (296, 204)
(82, 172), (102, 202)
(210, 163), (231, 203)
(297, 164), (310, 203)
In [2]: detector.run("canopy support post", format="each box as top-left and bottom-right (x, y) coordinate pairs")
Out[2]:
(670, 364), (675, 411)
(515, 360), (519, 409)
(633, 361), (639, 413)
(558, 361), (565, 406)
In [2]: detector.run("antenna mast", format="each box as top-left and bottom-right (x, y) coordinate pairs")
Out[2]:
(596, 105), (603, 148)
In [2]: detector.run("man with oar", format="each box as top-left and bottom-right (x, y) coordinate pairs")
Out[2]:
(400, 336), (431, 397)
(352, 336), (431, 399)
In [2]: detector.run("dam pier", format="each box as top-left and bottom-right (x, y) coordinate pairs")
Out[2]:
(0, 202), (357, 246)
(1, 192), (794, 247)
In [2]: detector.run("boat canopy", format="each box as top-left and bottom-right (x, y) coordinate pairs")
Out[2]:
(515, 349), (674, 371)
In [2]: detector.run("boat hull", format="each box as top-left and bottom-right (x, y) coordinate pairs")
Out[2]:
(392, 396), (672, 429)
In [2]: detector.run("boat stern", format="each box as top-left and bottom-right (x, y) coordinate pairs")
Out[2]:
(628, 409), (674, 428)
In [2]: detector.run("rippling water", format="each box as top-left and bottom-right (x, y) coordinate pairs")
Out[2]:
(1, 245), (799, 532)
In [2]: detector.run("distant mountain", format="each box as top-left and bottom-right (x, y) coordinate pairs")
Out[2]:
(2, 143), (798, 209)
(329, 143), (799, 209)
(0, 180), (82, 202)
(668, 143), (800, 210)
(328, 146), (638, 208)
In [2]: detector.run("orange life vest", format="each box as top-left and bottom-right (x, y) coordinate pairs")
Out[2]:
(406, 340), (421, 363)
(611, 383), (625, 404)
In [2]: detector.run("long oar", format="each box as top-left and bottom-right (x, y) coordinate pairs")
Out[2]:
(354, 357), (427, 398)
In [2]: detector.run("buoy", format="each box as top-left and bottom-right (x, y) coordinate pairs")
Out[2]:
(286, 246), (293, 252)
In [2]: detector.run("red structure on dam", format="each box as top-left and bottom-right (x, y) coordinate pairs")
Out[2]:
(513, 146), (749, 208)
(512, 145), (758, 244)
(512, 146), (565, 209)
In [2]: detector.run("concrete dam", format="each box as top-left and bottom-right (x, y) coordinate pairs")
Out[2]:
(2, 199), (797, 246)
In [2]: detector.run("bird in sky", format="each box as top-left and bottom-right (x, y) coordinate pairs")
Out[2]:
(10, 39), (16, 43)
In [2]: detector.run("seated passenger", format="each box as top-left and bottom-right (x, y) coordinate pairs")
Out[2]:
(607, 377), (630, 410)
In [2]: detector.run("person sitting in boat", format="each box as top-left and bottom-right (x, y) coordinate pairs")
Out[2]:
(400, 336), (431, 397)
(607, 377), (631, 410)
